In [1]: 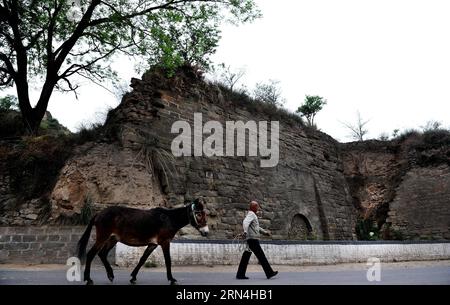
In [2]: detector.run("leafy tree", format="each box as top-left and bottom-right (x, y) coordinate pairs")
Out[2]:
(253, 79), (284, 107)
(296, 95), (327, 127)
(0, 94), (18, 110)
(0, 0), (260, 134)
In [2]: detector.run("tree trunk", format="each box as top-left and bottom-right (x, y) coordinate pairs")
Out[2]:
(23, 108), (47, 136)
(18, 102), (47, 136)
(17, 80), (55, 136)
(18, 106), (36, 135)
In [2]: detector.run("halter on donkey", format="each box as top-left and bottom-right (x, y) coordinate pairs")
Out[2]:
(77, 198), (208, 285)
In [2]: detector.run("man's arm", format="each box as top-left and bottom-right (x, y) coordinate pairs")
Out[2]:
(259, 227), (271, 236)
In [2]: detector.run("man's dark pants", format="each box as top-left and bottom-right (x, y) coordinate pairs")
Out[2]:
(236, 239), (274, 278)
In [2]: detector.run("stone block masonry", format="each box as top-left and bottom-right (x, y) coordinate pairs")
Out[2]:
(44, 68), (449, 241)
(387, 165), (450, 240)
(1, 67), (444, 242)
(1, 226), (448, 266)
(48, 68), (358, 240)
(341, 140), (450, 240)
(0, 226), (114, 264)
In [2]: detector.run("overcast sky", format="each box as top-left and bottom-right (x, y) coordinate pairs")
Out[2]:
(14, 0), (450, 142)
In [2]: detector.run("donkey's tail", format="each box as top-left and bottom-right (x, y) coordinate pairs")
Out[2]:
(77, 216), (96, 259)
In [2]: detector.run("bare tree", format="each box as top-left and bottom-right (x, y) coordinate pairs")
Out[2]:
(217, 63), (245, 92)
(378, 132), (389, 141)
(421, 120), (442, 132)
(341, 111), (370, 141)
(253, 79), (285, 107)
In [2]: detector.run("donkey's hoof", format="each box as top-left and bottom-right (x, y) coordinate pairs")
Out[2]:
(130, 278), (137, 284)
(170, 279), (178, 285)
(108, 275), (114, 283)
(86, 279), (94, 285)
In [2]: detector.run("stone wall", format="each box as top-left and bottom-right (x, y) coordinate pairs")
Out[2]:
(387, 165), (450, 239)
(341, 136), (450, 240)
(0, 164), (45, 226)
(0, 135), (73, 226)
(2, 67), (447, 242)
(0, 141), (45, 226)
(0, 226), (110, 264)
(49, 68), (357, 240)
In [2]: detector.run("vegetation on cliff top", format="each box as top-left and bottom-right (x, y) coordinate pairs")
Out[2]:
(0, 0), (260, 134)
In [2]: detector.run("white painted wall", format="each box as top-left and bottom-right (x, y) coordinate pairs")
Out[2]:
(115, 241), (450, 267)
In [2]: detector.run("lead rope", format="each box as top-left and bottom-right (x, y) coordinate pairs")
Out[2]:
(232, 233), (247, 252)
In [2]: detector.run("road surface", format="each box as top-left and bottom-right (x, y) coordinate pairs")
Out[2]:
(1, 260), (449, 285)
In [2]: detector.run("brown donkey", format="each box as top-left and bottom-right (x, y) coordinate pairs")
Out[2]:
(77, 198), (209, 285)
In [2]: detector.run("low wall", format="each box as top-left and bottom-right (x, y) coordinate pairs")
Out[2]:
(0, 226), (113, 264)
(2, 227), (449, 266)
(115, 240), (450, 267)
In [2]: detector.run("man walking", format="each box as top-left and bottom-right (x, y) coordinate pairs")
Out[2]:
(236, 200), (278, 280)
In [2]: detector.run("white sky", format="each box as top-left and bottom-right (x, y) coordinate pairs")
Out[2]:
(9, 0), (450, 142)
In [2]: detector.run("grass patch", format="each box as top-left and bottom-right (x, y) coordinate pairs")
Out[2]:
(71, 122), (104, 145)
(214, 82), (304, 127)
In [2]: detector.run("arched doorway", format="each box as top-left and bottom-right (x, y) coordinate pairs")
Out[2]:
(288, 214), (313, 240)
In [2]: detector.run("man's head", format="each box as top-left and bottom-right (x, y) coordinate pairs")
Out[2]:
(249, 201), (259, 213)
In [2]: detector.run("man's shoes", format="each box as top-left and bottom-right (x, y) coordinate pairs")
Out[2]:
(267, 271), (278, 279)
(236, 275), (249, 280)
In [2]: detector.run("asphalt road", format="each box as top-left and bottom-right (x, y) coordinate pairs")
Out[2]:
(1, 261), (449, 285)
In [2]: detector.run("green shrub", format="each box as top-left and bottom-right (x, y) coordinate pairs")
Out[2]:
(80, 195), (94, 225)
(0, 95), (18, 111)
(0, 110), (25, 138)
(421, 129), (450, 148)
(7, 135), (74, 199)
(356, 219), (380, 241)
(71, 123), (104, 145)
(144, 261), (158, 268)
(382, 224), (406, 241)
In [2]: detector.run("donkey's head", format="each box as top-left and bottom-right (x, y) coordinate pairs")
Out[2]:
(188, 198), (209, 237)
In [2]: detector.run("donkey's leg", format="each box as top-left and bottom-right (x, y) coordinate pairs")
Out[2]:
(98, 237), (117, 282)
(161, 241), (176, 285)
(130, 244), (158, 284)
(84, 241), (104, 285)
(84, 227), (110, 285)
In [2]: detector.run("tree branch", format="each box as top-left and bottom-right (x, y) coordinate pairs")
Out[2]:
(45, 0), (64, 70)
(53, 0), (102, 69)
(75, 69), (114, 94)
(56, 76), (80, 99)
(7, 0), (27, 78)
(58, 43), (123, 79)
(88, 0), (224, 27)
(0, 51), (16, 77)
